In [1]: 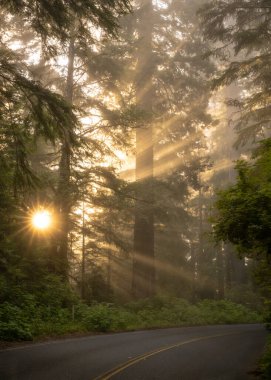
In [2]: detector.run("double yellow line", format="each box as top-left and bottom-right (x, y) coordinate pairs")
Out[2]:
(93, 331), (240, 380)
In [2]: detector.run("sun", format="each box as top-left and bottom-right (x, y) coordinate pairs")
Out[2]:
(32, 210), (52, 230)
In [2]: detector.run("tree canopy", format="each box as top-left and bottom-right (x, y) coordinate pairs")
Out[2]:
(213, 139), (271, 259)
(200, 0), (271, 144)
(2, 0), (132, 44)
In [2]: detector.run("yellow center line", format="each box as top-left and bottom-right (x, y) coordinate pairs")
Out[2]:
(92, 331), (241, 380)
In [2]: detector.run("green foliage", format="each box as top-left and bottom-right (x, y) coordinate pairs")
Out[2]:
(0, 46), (78, 141)
(123, 297), (261, 329)
(0, 272), (81, 340)
(199, 0), (271, 145)
(212, 138), (271, 322)
(213, 139), (271, 257)
(225, 284), (263, 312)
(0, 0), (133, 308)
(79, 304), (125, 332)
(0, 45), (78, 198)
(2, 0), (131, 52)
(195, 299), (260, 325)
(0, 295), (262, 341)
(0, 303), (33, 341)
(259, 335), (271, 380)
(79, 296), (261, 333)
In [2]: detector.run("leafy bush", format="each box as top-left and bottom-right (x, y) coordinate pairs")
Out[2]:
(0, 303), (33, 341)
(81, 304), (114, 332)
(79, 304), (136, 332)
(124, 297), (262, 329)
(0, 322), (33, 341)
(0, 274), (82, 340)
(0, 295), (263, 341)
(195, 300), (261, 325)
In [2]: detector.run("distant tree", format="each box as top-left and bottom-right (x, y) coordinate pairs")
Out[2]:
(86, 0), (214, 299)
(131, 0), (155, 299)
(199, 0), (271, 144)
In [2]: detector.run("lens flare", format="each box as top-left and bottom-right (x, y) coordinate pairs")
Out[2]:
(32, 210), (52, 230)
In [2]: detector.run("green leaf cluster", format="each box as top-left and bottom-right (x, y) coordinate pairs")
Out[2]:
(213, 138), (271, 257)
(2, 0), (131, 51)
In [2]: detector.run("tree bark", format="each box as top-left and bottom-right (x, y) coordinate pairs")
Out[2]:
(81, 196), (86, 298)
(54, 36), (75, 278)
(132, 0), (155, 299)
(217, 243), (225, 299)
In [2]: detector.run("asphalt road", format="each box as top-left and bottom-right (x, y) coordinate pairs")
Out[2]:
(0, 324), (267, 380)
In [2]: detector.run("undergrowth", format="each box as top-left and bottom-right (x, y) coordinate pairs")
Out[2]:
(0, 295), (262, 341)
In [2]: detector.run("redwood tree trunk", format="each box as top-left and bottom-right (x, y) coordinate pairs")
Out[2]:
(217, 243), (225, 299)
(54, 36), (75, 278)
(132, 0), (156, 299)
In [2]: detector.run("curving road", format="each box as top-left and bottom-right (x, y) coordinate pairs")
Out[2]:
(0, 324), (267, 380)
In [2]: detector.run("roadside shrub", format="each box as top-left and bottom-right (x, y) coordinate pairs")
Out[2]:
(82, 304), (114, 332)
(122, 297), (262, 328)
(0, 295), (263, 341)
(196, 300), (262, 324)
(0, 303), (33, 341)
(0, 322), (32, 341)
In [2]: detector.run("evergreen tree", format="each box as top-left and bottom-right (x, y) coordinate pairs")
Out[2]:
(0, 0), (133, 298)
(212, 138), (271, 304)
(2, 0), (131, 50)
(132, 0), (155, 298)
(85, 0), (214, 299)
(199, 0), (271, 299)
(200, 0), (271, 144)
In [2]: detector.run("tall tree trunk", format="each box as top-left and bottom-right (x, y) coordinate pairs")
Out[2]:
(107, 251), (112, 297)
(190, 241), (197, 301)
(223, 84), (247, 291)
(225, 247), (233, 290)
(81, 196), (86, 298)
(55, 36), (75, 278)
(217, 243), (225, 299)
(132, 0), (155, 299)
(196, 185), (205, 298)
